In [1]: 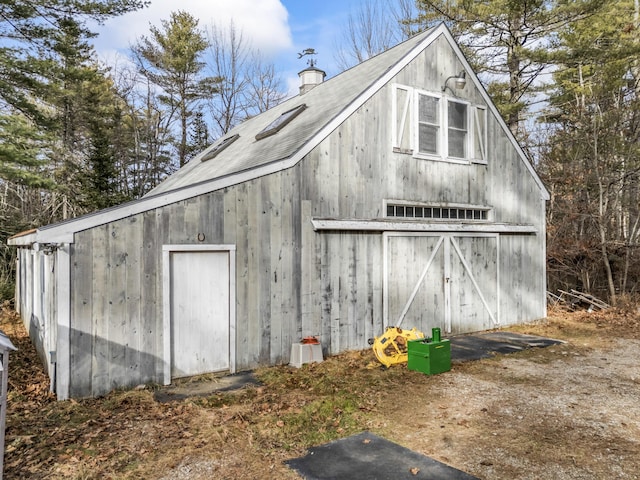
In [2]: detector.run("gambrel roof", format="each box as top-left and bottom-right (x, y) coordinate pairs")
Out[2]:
(9, 23), (548, 247)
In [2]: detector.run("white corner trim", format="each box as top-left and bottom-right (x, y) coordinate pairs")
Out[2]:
(55, 245), (71, 400)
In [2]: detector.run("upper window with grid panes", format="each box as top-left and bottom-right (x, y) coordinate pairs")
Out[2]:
(392, 84), (487, 164)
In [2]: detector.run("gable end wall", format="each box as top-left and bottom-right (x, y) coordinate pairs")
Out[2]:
(63, 34), (545, 398)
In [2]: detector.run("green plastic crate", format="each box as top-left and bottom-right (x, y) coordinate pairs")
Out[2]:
(407, 337), (451, 375)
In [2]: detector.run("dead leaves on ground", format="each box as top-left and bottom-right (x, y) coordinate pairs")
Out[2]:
(4, 301), (640, 479)
(1, 309), (201, 478)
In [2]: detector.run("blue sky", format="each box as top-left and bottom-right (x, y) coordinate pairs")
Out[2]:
(92, 0), (365, 95)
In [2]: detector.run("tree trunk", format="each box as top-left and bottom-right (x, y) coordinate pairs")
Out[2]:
(598, 221), (616, 304)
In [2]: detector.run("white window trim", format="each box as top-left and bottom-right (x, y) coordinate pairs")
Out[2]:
(413, 90), (444, 161)
(446, 97), (470, 161)
(413, 89), (472, 164)
(391, 83), (487, 165)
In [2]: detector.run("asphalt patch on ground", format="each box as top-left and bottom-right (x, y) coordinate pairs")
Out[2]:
(450, 331), (564, 363)
(286, 431), (479, 480)
(285, 332), (561, 479)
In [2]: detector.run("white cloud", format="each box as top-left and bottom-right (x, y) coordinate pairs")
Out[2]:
(92, 0), (292, 58)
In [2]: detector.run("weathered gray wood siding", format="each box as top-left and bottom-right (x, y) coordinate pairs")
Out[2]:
(14, 247), (56, 376)
(65, 34), (545, 397)
(297, 34), (545, 332)
(313, 233), (383, 356)
(68, 172), (306, 397)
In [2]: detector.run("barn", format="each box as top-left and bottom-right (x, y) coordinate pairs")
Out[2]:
(9, 23), (548, 400)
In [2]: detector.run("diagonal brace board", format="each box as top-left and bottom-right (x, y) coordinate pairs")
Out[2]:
(395, 236), (444, 327)
(450, 237), (498, 326)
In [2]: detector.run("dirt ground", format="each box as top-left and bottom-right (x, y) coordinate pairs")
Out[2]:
(3, 304), (640, 479)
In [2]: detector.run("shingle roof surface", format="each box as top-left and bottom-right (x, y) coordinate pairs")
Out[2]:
(147, 29), (431, 195)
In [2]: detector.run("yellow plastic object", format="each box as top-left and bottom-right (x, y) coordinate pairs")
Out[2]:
(371, 327), (425, 367)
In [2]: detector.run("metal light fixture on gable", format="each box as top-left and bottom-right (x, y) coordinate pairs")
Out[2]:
(441, 71), (467, 92)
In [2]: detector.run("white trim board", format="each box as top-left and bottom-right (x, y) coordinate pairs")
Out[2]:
(312, 218), (537, 234)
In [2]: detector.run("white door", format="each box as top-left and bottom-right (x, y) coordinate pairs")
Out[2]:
(167, 249), (231, 378)
(384, 233), (499, 334)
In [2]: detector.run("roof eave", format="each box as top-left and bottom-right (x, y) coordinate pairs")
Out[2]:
(23, 26), (446, 243)
(15, 23), (548, 244)
(437, 27), (550, 201)
(7, 229), (37, 246)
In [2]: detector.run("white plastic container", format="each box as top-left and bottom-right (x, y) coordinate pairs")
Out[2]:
(289, 342), (323, 368)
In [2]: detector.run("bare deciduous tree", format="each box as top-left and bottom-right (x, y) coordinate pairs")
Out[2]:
(246, 52), (286, 115)
(334, 0), (419, 71)
(205, 20), (286, 137)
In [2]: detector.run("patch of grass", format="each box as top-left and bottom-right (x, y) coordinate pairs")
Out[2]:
(258, 395), (363, 450)
(255, 350), (408, 397)
(101, 388), (159, 411)
(249, 353), (393, 453)
(190, 391), (245, 408)
(8, 304), (640, 479)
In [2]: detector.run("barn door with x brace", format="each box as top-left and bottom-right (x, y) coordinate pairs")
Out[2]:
(383, 232), (499, 334)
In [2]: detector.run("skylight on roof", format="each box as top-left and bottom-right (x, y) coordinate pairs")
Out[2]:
(255, 104), (307, 140)
(201, 134), (240, 162)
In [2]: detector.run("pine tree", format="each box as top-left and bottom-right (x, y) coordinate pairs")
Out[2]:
(186, 110), (210, 162)
(540, 0), (640, 302)
(0, 0), (146, 143)
(414, 0), (605, 135)
(132, 11), (219, 167)
(47, 16), (124, 217)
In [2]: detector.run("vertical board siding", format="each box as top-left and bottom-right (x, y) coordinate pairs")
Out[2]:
(259, 179), (273, 364)
(315, 233), (383, 353)
(70, 232), (93, 398)
(90, 225), (109, 396)
(15, 248), (57, 376)
(58, 34), (545, 398)
(269, 176), (284, 364)
(245, 180), (260, 366)
(234, 183), (250, 368)
(255, 178), (275, 364)
(141, 210), (161, 380)
(300, 200), (317, 338)
(290, 167), (303, 351)
(107, 223), (128, 393)
(124, 217), (143, 388)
